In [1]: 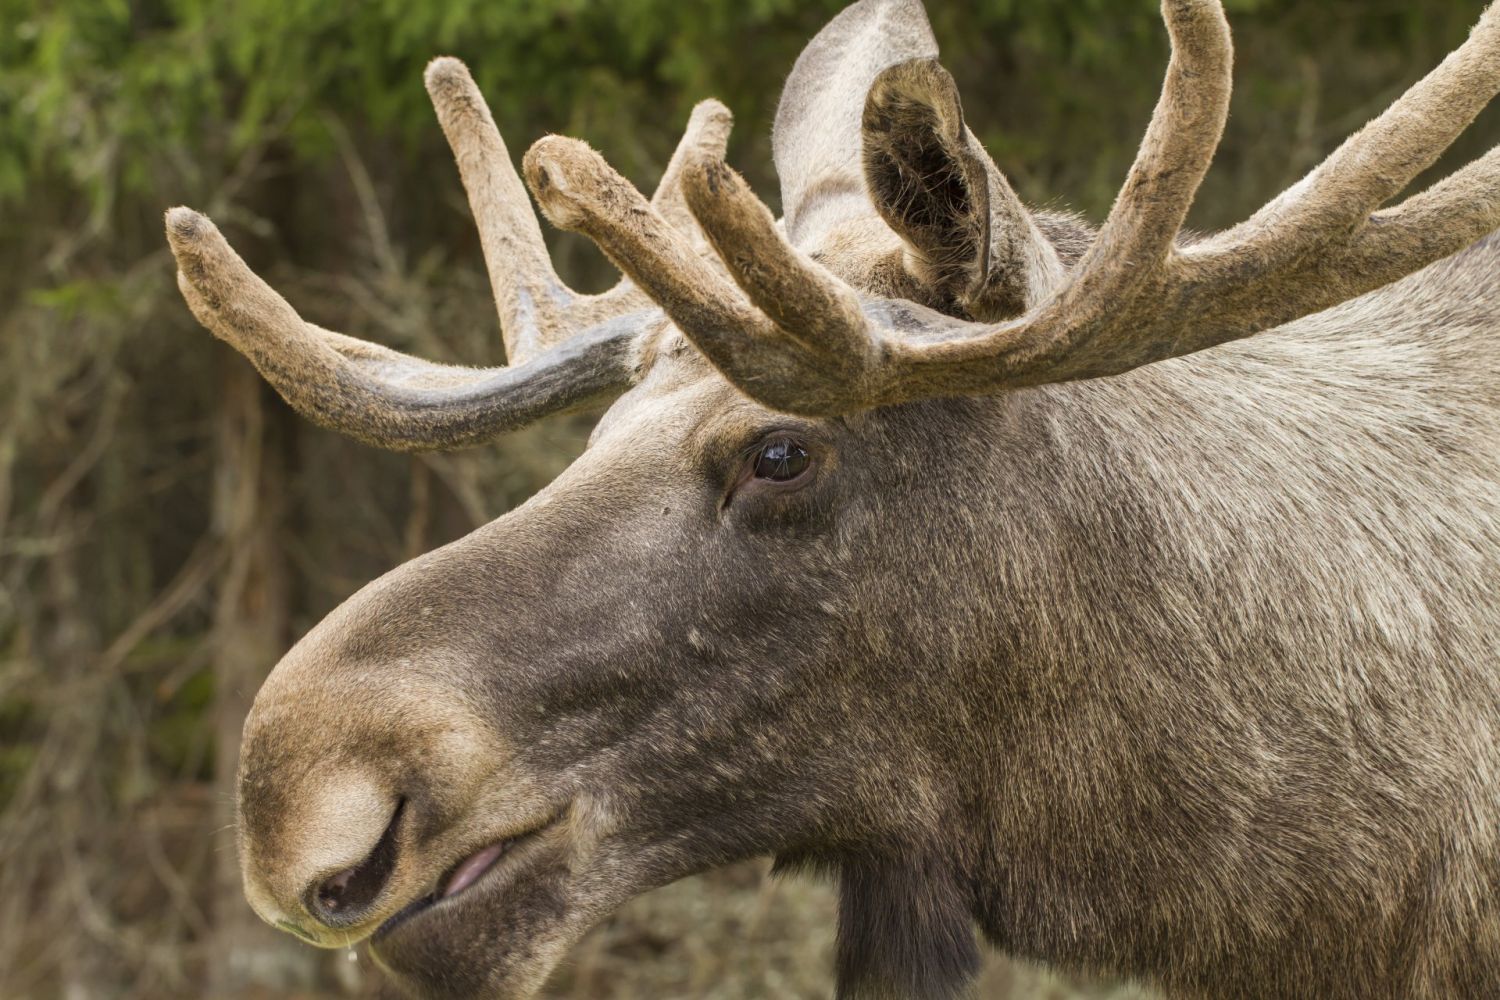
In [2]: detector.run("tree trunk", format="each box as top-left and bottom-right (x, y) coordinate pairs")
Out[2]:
(46, 522), (113, 1000)
(209, 360), (320, 996)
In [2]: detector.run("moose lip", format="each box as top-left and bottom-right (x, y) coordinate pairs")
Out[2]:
(373, 818), (557, 940)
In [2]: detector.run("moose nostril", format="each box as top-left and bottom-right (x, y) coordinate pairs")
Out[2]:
(307, 798), (405, 927)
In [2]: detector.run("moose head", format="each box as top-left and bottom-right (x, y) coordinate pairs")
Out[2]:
(165, 1), (1500, 997)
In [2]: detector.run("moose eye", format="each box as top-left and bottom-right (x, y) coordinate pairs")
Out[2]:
(753, 439), (811, 482)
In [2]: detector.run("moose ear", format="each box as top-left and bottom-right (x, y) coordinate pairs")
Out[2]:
(773, 1), (1062, 320)
(863, 58), (1062, 320)
(773, 0), (938, 245)
(862, 58), (992, 315)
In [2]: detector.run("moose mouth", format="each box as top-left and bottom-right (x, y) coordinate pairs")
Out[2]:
(372, 814), (562, 942)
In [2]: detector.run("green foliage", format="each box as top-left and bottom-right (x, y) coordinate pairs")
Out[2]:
(0, 0), (849, 219)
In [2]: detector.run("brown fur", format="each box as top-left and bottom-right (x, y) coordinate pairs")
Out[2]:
(164, 1), (1500, 998)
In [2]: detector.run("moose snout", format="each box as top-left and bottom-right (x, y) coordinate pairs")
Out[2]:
(237, 762), (411, 944)
(233, 582), (512, 946)
(303, 798), (406, 929)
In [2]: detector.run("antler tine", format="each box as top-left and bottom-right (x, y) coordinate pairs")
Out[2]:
(558, 99), (739, 328)
(428, 64), (742, 361)
(1066, 0), (1231, 301)
(681, 152), (876, 366)
(1177, 141), (1500, 341)
(1350, 144), (1500, 271)
(652, 100), (734, 246)
(520, 137), (805, 377)
(521, 130), (890, 413)
(425, 58), (576, 364)
(166, 207), (636, 452)
(1146, 4), (1500, 349)
(1204, 6), (1500, 273)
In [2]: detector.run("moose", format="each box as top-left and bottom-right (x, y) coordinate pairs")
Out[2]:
(164, 0), (1500, 997)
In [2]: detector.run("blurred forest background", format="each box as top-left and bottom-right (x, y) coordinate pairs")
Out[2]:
(2, 0), (1496, 997)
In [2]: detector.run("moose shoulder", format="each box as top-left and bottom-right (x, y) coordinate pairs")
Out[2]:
(164, 1), (1500, 997)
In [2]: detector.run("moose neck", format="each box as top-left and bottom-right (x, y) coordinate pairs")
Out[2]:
(837, 251), (1500, 995)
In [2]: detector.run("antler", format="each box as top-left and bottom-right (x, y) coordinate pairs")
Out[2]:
(527, 0), (1500, 417)
(523, 133), (877, 415)
(425, 58), (732, 362)
(166, 208), (639, 451)
(167, 59), (731, 451)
